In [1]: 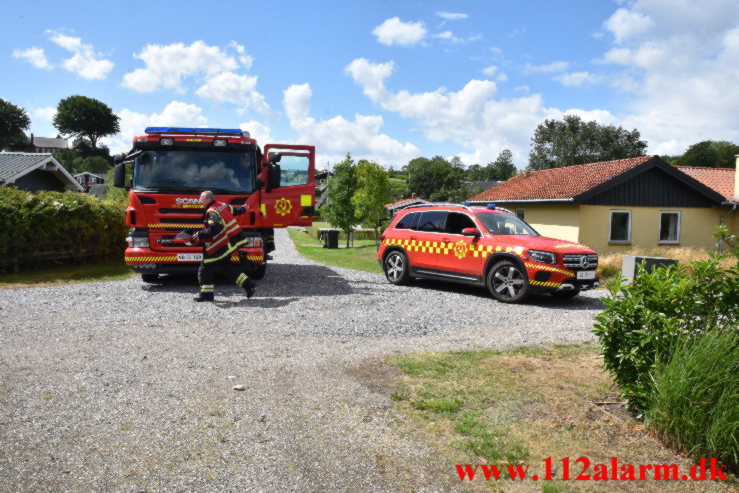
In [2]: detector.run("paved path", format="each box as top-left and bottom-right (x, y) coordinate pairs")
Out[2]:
(0, 229), (605, 492)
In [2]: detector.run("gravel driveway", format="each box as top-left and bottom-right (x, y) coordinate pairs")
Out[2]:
(0, 229), (605, 492)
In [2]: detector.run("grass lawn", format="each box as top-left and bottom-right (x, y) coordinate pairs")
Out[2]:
(287, 227), (383, 275)
(0, 260), (135, 289)
(377, 345), (737, 492)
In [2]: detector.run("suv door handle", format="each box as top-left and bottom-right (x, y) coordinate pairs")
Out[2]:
(442, 238), (451, 243)
(410, 236), (417, 241)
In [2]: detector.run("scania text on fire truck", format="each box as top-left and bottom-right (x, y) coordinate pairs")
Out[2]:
(113, 127), (315, 283)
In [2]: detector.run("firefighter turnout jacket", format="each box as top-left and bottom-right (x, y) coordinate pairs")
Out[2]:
(197, 200), (249, 263)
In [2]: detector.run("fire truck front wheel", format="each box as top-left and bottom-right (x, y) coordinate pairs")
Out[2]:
(244, 263), (267, 280)
(141, 273), (160, 283)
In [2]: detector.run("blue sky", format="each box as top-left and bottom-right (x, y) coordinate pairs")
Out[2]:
(3, 0), (739, 170)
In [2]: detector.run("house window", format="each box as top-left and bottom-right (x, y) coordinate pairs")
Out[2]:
(659, 211), (681, 243)
(516, 208), (525, 220)
(609, 210), (631, 243)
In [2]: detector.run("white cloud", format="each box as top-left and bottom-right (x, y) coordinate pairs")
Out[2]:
(47, 31), (113, 80)
(283, 83), (420, 166)
(433, 30), (482, 44)
(104, 101), (208, 153)
(33, 107), (56, 123)
(482, 65), (498, 76)
(12, 47), (52, 70)
(523, 61), (570, 73)
(239, 121), (273, 144)
(346, 58), (625, 166)
(122, 41), (243, 93)
(437, 12), (468, 20)
(196, 72), (269, 115)
(598, 0), (739, 154)
(555, 72), (602, 86)
(372, 18), (427, 46)
(604, 8), (654, 44)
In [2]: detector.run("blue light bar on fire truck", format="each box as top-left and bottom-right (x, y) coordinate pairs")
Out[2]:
(145, 127), (243, 134)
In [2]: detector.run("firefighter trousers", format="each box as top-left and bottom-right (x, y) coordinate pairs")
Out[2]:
(197, 256), (250, 294)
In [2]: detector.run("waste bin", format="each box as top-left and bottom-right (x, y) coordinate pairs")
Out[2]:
(323, 229), (339, 249)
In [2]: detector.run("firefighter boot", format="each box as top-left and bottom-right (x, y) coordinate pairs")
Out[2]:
(243, 279), (256, 299)
(194, 292), (214, 302)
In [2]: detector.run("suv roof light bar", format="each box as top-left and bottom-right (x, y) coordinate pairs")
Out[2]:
(400, 202), (516, 215)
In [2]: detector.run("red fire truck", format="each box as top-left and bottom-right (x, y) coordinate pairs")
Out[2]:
(113, 127), (315, 283)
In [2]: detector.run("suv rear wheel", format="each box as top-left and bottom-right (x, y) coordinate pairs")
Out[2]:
(487, 260), (529, 303)
(384, 250), (410, 285)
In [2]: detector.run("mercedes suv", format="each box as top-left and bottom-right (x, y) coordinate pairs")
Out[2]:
(377, 203), (599, 303)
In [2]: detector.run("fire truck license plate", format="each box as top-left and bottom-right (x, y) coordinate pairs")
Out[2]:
(177, 253), (202, 262)
(577, 270), (595, 280)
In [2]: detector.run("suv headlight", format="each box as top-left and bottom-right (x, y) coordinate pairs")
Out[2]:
(528, 249), (556, 265)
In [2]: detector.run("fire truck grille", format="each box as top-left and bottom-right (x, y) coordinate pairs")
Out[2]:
(563, 254), (598, 270)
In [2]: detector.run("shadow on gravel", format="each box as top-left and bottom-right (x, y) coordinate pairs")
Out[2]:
(136, 262), (366, 299)
(405, 278), (605, 310)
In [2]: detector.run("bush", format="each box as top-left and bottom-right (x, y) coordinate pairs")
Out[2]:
(593, 230), (739, 414)
(0, 187), (127, 273)
(645, 327), (738, 471)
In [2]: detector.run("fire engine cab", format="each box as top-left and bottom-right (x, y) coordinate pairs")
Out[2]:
(113, 127), (315, 283)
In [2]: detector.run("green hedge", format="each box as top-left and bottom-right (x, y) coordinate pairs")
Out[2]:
(0, 187), (128, 273)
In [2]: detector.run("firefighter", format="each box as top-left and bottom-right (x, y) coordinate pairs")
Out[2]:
(191, 190), (256, 302)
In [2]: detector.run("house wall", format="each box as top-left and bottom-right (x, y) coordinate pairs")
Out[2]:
(579, 205), (727, 254)
(504, 204), (580, 242)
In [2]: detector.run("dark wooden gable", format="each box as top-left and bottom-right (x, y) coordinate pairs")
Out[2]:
(577, 159), (722, 207)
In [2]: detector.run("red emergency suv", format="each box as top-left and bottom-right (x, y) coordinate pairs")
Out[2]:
(377, 203), (599, 303)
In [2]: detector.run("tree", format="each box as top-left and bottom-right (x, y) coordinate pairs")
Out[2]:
(407, 156), (464, 201)
(53, 95), (120, 151)
(528, 115), (647, 171)
(352, 160), (391, 245)
(673, 140), (739, 168)
(486, 149), (517, 180)
(0, 99), (31, 149)
(322, 153), (358, 247)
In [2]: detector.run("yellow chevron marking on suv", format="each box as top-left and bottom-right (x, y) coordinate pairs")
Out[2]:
(530, 280), (561, 288)
(524, 263), (574, 276)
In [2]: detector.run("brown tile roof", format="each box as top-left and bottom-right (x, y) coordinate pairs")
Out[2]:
(676, 166), (736, 201)
(470, 156), (657, 202)
(384, 197), (427, 209)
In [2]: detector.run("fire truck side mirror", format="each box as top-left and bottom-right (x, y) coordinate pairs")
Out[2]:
(113, 163), (126, 189)
(113, 153), (125, 165)
(268, 164), (281, 189)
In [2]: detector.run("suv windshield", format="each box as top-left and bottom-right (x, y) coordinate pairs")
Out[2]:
(476, 212), (539, 236)
(133, 150), (256, 194)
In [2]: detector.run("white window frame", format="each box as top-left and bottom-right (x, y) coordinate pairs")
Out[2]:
(658, 210), (681, 244)
(609, 209), (632, 243)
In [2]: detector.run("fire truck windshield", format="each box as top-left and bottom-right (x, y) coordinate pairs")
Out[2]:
(132, 150), (256, 194)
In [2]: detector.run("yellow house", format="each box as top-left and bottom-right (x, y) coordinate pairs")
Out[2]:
(469, 156), (738, 255)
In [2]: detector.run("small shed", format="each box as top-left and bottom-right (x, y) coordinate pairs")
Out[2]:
(0, 152), (83, 193)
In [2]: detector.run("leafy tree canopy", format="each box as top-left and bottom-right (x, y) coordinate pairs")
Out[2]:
(527, 115), (647, 171)
(322, 153), (358, 246)
(407, 155), (465, 201)
(0, 98), (31, 149)
(672, 140), (738, 169)
(53, 95), (120, 150)
(352, 160), (391, 243)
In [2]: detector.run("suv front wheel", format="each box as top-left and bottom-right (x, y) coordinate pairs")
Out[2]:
(487, 260), (529, 303)
(384, 250), (410, 285)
